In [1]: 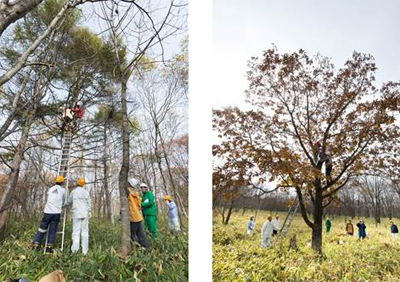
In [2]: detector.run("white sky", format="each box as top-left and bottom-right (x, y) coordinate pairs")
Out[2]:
(212, 0), (400, 109)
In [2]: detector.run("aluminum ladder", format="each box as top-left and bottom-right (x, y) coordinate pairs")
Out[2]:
(279, 196), (299, 237)
(44, 130), (72, 253)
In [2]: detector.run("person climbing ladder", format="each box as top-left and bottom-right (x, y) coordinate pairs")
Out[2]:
(61, 108), (74, 131)
(71, 104), (83, 120)
(60, 104), (83, 132)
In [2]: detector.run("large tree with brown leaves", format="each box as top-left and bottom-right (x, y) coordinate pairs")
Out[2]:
(213, 47), (400, 253)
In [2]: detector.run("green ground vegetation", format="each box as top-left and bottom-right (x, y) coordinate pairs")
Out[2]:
(213, 210), (400, 282)
(0, 215), (188, 282)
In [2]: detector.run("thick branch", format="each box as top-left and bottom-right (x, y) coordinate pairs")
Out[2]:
(0, 0), (44, 37)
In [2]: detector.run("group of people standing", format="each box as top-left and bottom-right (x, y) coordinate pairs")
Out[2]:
(327, 218), (399, 240)
(246, 215), (280, 248)
(126, 179), (181, 249)
(30, 176), (90, 254)
(30, 176), (181, 254)
(245, 214), (400, 250)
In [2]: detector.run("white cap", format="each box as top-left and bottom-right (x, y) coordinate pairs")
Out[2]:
(139, 183), (148, 188)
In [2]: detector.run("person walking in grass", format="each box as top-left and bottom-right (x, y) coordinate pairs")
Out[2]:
(140, 183), (158, 237)
(346, 219), (354, 236)
(272, 215), (279, 236)
(247, 216), (255, 235)
(261, 215), (274, 247)
(31, 176), (66, 253)
(326, 218), (331, 234)
(356, 220), (367, 240)
(65, 178), (91, 255)
(390, 221), (398, 239)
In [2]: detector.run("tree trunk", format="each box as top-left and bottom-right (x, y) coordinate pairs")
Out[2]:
(158, 130), (187, 224)
(0, 67), (31, 141)
(149, 156), (160, 213)
(221, 201), (227, 224)
(103, 123), (113, 223)
(311, 181), (324, 253)
(0, 104), (36, 241)
(224, 200), (235, 225)
(118, 79), (131, 258)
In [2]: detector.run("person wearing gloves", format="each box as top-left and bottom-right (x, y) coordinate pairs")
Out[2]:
(261, 215), (274, 247)
(140, 183), (158, 237)
(164, 195), (181, 233)
(127, 178), (149, 248)
(65, 178), (91, 255)
(31, 176), (66, 253)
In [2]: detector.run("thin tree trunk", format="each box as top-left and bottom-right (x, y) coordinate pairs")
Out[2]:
(118, 79), (131, 257)
(0, 67), (32, 141)
(103, 123), (113, 223)
(0, 0), (72, 86)
(0, 102), (36, 241)
(158, 131), (187, 224)
(149, 157), (161, 213)
(224, 200), (235, 225)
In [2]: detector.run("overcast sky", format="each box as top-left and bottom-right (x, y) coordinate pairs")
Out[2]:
(212, 0), (400, 109)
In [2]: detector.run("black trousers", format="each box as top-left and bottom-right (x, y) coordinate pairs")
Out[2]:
(32, 213), (60, 246)
(130, 221), (149, 249)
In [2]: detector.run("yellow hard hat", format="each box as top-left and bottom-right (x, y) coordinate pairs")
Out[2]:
(164, 195), (171, 201)
(77, 178), (85, 187)
(55, 176), (64, 183)
(267, 214), (272, 220)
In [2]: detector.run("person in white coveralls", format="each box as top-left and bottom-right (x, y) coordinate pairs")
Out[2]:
(65, 177), (91, 255)
(261, 215), (274, 247)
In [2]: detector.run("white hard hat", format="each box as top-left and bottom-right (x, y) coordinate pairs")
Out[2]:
(139, 183), (148, 188)
(128, 178), (140, 188)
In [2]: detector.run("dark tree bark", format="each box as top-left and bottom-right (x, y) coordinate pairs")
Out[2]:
(118, 79), (131, 258)
(311, 181), (324, 253)
(223, 200), (235, 225)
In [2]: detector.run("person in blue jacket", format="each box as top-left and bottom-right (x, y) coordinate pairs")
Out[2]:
(247, 216), (255, 235)
(390, 221), (398, 239)
(356, 220), (367, 239)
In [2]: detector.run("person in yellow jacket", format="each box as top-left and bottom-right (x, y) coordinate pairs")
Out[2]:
(127, 178), (149, 249)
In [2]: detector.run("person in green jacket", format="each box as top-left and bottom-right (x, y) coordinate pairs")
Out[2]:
(326, 218), (331, 234)
(140, 183), (157, 237)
